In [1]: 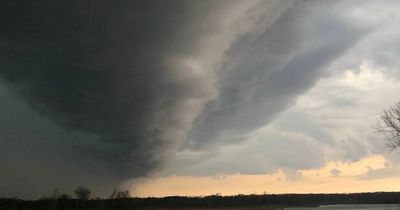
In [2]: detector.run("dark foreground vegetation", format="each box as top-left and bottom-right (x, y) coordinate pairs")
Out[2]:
(2, 191), (400, 210)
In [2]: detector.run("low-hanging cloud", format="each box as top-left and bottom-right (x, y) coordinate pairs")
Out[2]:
(0, 0), (271, 198)
(1, 0), (390, 199)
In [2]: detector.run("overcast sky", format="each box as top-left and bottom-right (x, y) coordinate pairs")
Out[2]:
(1, 0), (400, 199)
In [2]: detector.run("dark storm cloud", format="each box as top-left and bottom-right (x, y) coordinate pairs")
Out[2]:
(0, 83), (119, 198)
(0, 0), (236, 197)
(0, 0), (384, 198)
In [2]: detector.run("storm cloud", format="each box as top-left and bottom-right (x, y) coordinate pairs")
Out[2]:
(0, 0), (267, 197)
(0, 0), (222, 175)
(1, 0), (399, 199)
(187, 1), (368, 149)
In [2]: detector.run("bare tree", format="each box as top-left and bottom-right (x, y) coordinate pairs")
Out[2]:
(377, 101), (400, 150)
(109, 189), (117, 199)
(115, 190), (131, 199)
(74, 186), (91, 200)
(74, 186), (91, 210)
(51, 189), (58, 210)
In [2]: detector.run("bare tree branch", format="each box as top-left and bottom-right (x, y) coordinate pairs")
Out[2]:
(376, 102), (400, 150)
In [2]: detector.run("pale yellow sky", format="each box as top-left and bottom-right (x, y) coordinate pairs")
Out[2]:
(132, 155), (400, 197)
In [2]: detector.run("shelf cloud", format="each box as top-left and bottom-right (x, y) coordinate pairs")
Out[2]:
(1, 0), (399, 198)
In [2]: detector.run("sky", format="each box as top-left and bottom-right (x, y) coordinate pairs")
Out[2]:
(1, 0), (400, 199)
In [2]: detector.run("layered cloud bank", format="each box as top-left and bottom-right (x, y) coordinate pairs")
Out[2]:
(1, 1), (400, 198)
(0, 0), (274, 197)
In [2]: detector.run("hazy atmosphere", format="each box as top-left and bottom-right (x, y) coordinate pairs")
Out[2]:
(1, 0), (400, 199)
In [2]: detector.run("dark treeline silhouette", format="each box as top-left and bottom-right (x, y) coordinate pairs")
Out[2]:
(2, 191), (400, 209)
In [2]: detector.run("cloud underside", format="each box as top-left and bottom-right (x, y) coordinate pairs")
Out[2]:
(1, 0), (400, 198)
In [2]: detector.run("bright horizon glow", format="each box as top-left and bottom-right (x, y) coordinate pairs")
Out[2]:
(133, 155), (400, 197)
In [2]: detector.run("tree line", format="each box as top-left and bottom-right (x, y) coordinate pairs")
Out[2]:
(2, 191), (400, 210)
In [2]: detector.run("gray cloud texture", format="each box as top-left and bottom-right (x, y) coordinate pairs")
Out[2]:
(0, 0), (222, 175)
(172, 1), (392, 177)
(1, 0), (395, 198)
(0, 0), (264, 198)
(187, 1), (368, 148)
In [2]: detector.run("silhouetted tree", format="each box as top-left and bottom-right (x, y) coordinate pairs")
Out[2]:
(51, 189), (58, 210)
(115, 191), (131, 199)
(6, 192), (400, 209)
(103, 189), (132, 209)
(58, 194), (71, 200)
(377, 101), (400, 150)
(74, 186), (90, 210)
(74, 186), (91, 200)
(109, 189), (117, 199)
